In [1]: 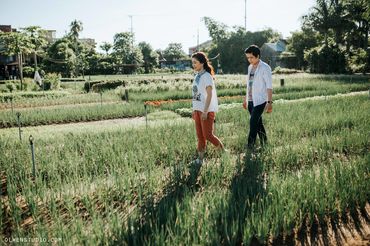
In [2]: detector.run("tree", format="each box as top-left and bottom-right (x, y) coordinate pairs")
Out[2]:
(203, 17), (230, 43)
(162, 43), (187, 61)
(304, 40), (346, 73)
(68, 20), (83, 77)
(0, 31), (34, 89)
(203, 17), (281, 73)
(112, 32), (143, 74)
(287, 28), (321, 69)
(303, 0), (334, 46)
(138, 42), (159, 73)
(42, 38), (76, 77)
(342, 0), (369, 50)
(298, 0), (369, 73)
(21, 26), (48, 71)
(100, 42), (112, 56)
(68, 20), (83, 43)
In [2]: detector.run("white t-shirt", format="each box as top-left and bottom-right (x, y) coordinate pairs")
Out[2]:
(192, 70), (218, 112)
(246, 60), (272, 106)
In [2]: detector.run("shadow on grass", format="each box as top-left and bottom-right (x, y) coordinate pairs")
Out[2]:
(114, 160), (202, 245)
(214, 150), (267, 245)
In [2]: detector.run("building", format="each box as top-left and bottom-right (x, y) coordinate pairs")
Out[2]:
(188, 40), (212, 56)
(159, 59), (192, 71)
(0, 25), (16, 33)
(0, 25), (18, 80)
(79, 38), (97, 48)
(45, 30), (56, 42)
(260, 40), (287, 70)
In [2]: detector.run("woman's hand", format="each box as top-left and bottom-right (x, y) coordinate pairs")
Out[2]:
(201, 112), (208, 120)
(243, 97), (247, 110)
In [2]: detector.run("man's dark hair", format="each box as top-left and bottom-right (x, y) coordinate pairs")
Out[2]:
(244, 45), (260, 58)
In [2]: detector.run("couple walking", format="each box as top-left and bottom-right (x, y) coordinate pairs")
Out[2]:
(191, 45), (273, 164)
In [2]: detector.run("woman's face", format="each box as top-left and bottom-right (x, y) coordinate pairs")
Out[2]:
(246, 53), (259, 66)
(192, 58), (204, 72)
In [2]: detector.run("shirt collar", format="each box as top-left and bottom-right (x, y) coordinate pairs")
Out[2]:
(196, 69), (206, 75)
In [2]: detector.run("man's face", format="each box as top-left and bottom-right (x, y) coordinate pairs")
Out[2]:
(246, 53), (259, 65)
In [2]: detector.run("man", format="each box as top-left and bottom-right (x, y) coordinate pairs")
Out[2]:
(243, 45), (273, 149)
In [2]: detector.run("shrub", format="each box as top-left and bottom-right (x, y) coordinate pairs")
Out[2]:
(273, 66), (303, 74)
(91, 80), (127, 92)
(346, 48), (369, 74)
(22, 66), (35, 78)
(5, 82), (16, 92)
(304, 44), (346, 73)
(43, 73), (61, 90)
(60, 78), (86, 82)
(84, 81), (102, 92)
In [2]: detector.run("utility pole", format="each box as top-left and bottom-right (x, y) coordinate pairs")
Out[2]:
(244, 0), (247, 32)
(197, 28), (199, 52)
(128, 15), (134, 47)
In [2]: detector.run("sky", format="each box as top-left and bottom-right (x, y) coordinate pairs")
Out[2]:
(1, 0), (316, 53)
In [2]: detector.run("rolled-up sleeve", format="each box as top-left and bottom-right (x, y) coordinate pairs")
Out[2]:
(264, 66), (273, 89)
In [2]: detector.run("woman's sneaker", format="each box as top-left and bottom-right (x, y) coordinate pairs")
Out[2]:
(194, 158), (203, 166)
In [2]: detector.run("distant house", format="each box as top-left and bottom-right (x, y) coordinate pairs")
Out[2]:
(188, 40), (212, 56)
(159, 59), (192, 71)
(260, 40), (287, 70)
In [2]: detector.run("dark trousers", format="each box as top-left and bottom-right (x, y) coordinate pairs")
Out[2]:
(247, 101), (267, 148)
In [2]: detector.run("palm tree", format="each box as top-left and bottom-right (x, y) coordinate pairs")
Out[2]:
(69, 20), (83, 43)
(100, 42), (112, 56)
(343, 0), (369, 50)
(68, 20), (83, 77)
(303, 0), (333, 46)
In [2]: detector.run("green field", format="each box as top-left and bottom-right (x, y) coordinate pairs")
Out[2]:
(0, 74), (369, 245)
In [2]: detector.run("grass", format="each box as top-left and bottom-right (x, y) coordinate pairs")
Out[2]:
(0, 102), (150, 128)
(0, 74), (368, 128)
(0, 92), (368, 244)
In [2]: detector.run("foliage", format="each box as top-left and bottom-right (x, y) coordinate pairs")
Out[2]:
(203, 17), (281, 73)
(273, 66), (302, 74)
(43, 73), (61, 90)
(42, 38), (76, 77)
(286, 28), (321, 69)
(112, 32), (143, 74)
(91, 80), (127, 92)
(100, 42), (112, 55)
(296, 0), (370, 73)
(304, 42), (346, 73)
(139, 42), (159, 73)
(346, 47), (370, 73)
(162, 43), (187, 61)
(22, 66), (35, 78)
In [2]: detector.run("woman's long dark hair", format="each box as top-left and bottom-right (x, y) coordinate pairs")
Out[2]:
(191, 52), (215, 76)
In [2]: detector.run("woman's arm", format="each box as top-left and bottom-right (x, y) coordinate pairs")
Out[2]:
(202, 86), (213, 120)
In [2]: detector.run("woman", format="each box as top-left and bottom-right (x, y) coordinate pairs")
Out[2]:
(191, 52), (224, 164)
(243, 45), (273, 150)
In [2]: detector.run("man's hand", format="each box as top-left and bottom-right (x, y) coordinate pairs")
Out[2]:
(265, 103), (272, 113)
